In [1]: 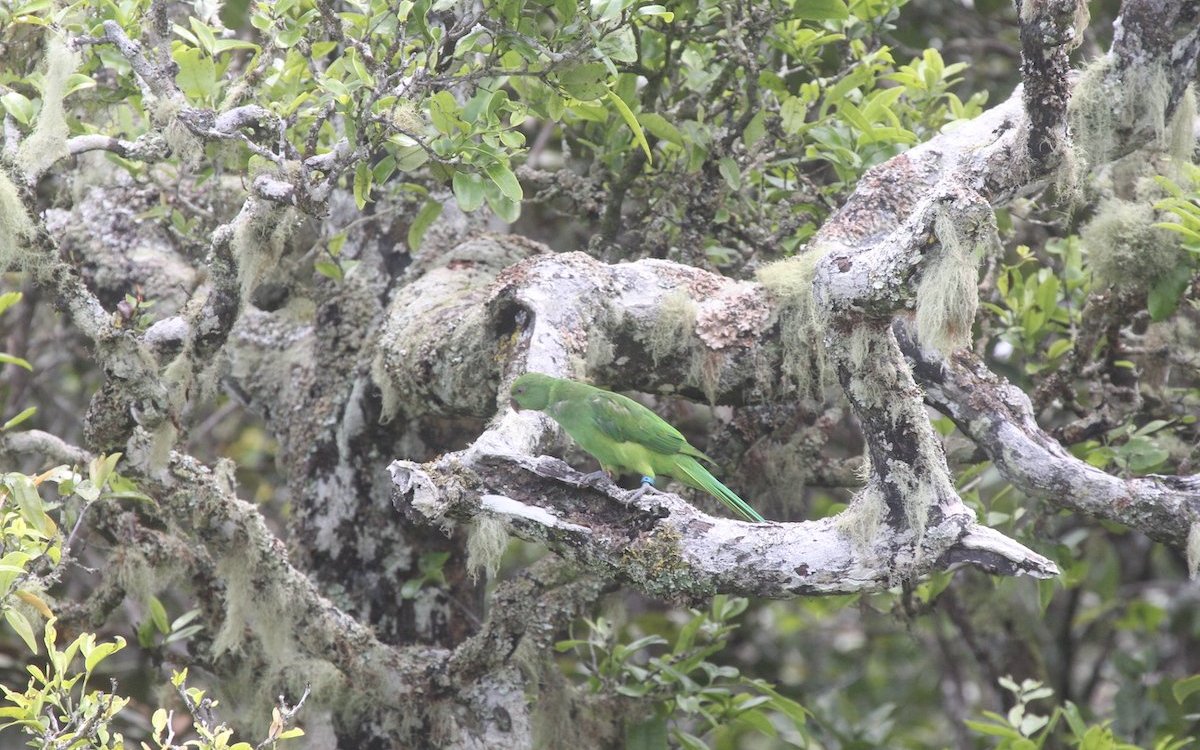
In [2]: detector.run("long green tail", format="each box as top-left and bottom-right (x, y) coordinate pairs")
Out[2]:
(674, 456), (765, 523)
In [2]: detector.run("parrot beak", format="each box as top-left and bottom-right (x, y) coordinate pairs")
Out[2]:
(510, 399), (522, 412)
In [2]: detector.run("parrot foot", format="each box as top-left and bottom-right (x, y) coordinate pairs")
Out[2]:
(628, 476), (661, 502)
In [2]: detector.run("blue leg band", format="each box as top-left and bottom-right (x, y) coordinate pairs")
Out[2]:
(640, 476), (654, 486)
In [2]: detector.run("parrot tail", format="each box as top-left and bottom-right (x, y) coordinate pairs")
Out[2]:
(674, 457), (765, 523)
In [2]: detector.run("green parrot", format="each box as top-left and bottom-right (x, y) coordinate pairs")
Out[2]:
(509, 373), (765, 523)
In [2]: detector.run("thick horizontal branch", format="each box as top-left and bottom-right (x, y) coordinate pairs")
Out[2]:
(900, 324), (1200, 553)
(390, 417), (1059, 599)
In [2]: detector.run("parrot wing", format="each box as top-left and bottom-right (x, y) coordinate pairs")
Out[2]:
(587, 391), (713, 462)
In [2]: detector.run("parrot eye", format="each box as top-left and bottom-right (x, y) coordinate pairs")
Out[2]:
(515, 387), (525, 394)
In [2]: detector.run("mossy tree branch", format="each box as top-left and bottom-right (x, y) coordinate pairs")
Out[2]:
(899, 323), (1200, 570)
(391, 443), (1060, 598)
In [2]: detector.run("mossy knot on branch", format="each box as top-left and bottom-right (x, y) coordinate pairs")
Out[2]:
(1080, 197), (1184, 293)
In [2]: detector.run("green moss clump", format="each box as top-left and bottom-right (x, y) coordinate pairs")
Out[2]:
(620, 525), (709, 597)
(1080, 198), (1184, 292)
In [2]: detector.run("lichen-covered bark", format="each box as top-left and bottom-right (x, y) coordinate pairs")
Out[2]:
(3, 0), (1199, 747)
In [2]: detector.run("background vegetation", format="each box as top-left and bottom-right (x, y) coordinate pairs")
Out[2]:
(0, 0), (1198, 747)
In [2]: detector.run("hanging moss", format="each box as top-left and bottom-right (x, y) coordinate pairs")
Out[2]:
(835, 483), (885, 550)
(755, 247), (831, 398)
(467, 514), (510, 582)
(915, 209), (989, 355)
(16, 34), (77, 179)
(0, 170), (35, 271)
(1166, 85), (1197, 167)
(1070, 59), (1175, 171)
(647, 290), (697, 366)
(231, 201), (296, 304)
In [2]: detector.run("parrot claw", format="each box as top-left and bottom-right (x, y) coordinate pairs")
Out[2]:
(628, 477), (661, 502)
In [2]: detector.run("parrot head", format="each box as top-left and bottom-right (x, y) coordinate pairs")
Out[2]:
(510, 372), (555, 411)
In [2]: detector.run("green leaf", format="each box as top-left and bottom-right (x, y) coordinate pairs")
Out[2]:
(964, 719), (1023, 739)
(555, 62), (609, 101)
(84, 636), (125, 673)
(148, 596), (170, 634)
(315, 261), (343, 280)
(2, 407), (36, 431)
(0, 91), (35, 125)
(407, 200), (442, 252)
(1061, 701), (1089, 737)
(90, 452), (121, 490)
(1046, 338), (1072, 360)
(7, 474), (48, 533)
(606, 90), (652, 163)
(348, 48), (374, 86)
(1147, 265), (1193, 321)
(399, 578), (424, 599)
(1036, 274), (1060, 312)
(452, 171), (486, 212)
(780, 96), (807, 135)
(409, 0), (433, 41)
(793, 0), (849, 21)
(485, 190), (521, 224)
(0, 291), (22, 316)
(5, 609), (38, 654)
(391, 140), (430, 172)
(174, 46), (217, 102)
(152, 707), (169, 736)
(638, 113), (684, 147)
(484, 161), (523, 202)
(718, 157), (741, 190)
(736, 708), (778, 737)
(1, 352), (40, 371)
(675, 731), (709, 750)
(188, 17), (217, 55)
(625, 713), (667, 750)
(429, 90), (462, 134)
(354, 161), (372, 210)
(636, 4), (673, 20)
(1038, 577), (1056, 613)
(598, 27), (637, 63)
(743, 110), (766, 147)
(1172, 674), (1200, 704)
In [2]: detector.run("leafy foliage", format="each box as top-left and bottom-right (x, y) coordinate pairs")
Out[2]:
(966, 676), (1198, 750)
(556, 596), (810, 748)
(2, 0), (1199, 746)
